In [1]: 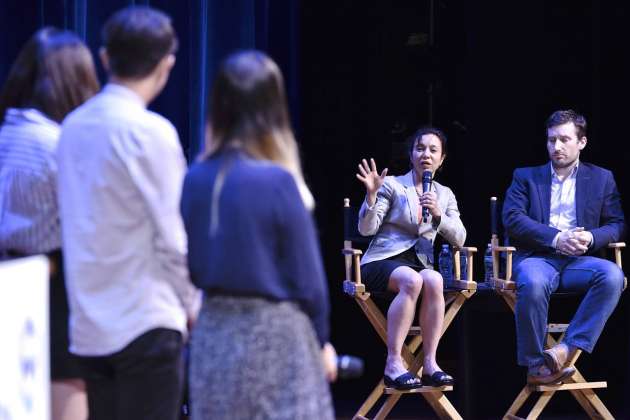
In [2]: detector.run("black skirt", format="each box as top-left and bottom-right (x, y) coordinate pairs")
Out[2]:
(360, 247), (426, 292)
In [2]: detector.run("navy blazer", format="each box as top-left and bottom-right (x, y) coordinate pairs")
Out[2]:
(502, 162), (625, 261)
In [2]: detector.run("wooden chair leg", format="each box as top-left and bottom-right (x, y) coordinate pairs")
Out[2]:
(500, 291), (615, 420)
(566, 369), (614, 420)
(373, 394), (402, 420)
(414, 291), (472, 420)
(423, 392), (464, 420)
(526, 390), (555, 419)
(353, 291), (473, 420)
(356, 297), (388, 342)
(354, 380), (386, 419)
(503, 385), (533, 419)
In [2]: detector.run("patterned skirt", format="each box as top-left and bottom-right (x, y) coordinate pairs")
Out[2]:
(189, 295), (334, 420)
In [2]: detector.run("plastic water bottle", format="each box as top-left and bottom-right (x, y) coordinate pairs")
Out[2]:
(484, 243), (493, 282)
(438, 244), (453, 285)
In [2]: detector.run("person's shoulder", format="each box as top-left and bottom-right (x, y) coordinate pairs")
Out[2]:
(182, 159), (207, 189)
(512, 163), (546, 178)
(18, 109), (60, 148)
(432, 179), (454, 195)
(112, 109), (180, 153)
(61, 95), (97, 127)
(140, 109), (178, 139)
(388, 173), (409, 188)
(231, 160), (301, 208)
(185, 159), (211, 179)
(580, 161), (612, 177)
(143, 109), (176, 131)
(240, 158), (293, 184)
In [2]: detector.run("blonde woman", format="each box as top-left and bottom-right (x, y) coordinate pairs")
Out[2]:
(181, 50), (335, 420)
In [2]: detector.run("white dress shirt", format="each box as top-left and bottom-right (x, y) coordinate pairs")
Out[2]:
(549, 161), (585, 248)
(0, 108), (61, 254)
(57, 84), (199, 356)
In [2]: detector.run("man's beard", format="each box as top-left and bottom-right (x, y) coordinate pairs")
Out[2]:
(551, 156), (577, 169)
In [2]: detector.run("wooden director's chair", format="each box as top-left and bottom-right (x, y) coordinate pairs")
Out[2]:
(487, 196), (626, 420)
(342, 198), (477, 420)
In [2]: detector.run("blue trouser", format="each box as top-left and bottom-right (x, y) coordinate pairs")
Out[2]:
(513, 253), (624, 368)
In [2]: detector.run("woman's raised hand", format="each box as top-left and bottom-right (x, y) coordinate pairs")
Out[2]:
(356, 158), (388, 206)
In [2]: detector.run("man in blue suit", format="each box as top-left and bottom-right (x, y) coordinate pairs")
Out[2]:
(503, 109), (625, 385)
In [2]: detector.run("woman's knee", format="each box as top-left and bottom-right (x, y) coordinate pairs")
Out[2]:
(390, 268), (423, 297)
(420, 269), (443, 294)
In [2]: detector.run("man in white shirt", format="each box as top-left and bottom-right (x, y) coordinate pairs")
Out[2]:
(502, 110), (625, 385)
(57, 6), (199, 419)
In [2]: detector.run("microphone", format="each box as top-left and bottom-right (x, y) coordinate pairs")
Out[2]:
(336, 355), (364, 379)
(422, 170), (432, 223)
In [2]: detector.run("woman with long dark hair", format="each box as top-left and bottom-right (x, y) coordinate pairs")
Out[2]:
(181, 50), (335, 419)
(0, 27), (99, 420)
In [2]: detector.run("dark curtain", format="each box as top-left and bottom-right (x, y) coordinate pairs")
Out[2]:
(0, 0), (300, 160)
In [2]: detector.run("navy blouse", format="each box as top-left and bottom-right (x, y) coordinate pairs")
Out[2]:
(180, 150), (330, 345)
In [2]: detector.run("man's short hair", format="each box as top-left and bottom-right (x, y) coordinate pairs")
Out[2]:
(102, 6), (178, 79)
(546, 109), (587, 139)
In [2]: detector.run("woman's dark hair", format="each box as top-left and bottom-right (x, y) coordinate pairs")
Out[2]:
(0, 27), (99, 123)
(102, 6), (178, 79)
(207, 50), (291, 153)
(204, 50), (313, 209)
(407, 126), (448, 160)
(546, 109), (587, 139)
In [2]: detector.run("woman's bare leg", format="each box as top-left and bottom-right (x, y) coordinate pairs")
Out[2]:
(384, 266), (423, 378)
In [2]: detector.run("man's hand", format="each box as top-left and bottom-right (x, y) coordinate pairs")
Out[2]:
(556, 227), (591, 256)
(572, 229), (593, 248)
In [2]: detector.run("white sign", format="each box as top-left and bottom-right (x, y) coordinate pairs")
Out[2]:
(0, 256), (50, 420)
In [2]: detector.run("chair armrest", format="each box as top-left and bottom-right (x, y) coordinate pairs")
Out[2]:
(606, 242), (625, 273)
(607, 242), (626, 248)
(491, 245), (516, 283)
(454, 246), (477, 253)
(493, 246), (516, 252)
(453, 245), (477, 284)
(342, 247), (364, 285)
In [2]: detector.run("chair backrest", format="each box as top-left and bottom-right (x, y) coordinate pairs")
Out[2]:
(343, 198), (371, 288)
(488, 196), (513, 285)
(343, 198), (372, 245)
(490, 196), (506, 246)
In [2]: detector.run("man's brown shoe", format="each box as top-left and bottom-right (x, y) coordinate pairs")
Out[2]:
(543, 344), (569, 373)
(527, 366), (576, 385)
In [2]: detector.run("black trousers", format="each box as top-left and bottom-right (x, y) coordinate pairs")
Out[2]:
(77, 328), (184, 420)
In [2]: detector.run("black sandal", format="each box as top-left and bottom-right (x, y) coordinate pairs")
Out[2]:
(421, 371), (454, 386)
(384, 372), (422, 390)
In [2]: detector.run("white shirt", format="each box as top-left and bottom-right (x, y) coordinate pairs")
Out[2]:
(549, 162), (578, 232)
(0, 108), (61, 254)
(57, 84), (199, 356)
(549, 162), (590, 249)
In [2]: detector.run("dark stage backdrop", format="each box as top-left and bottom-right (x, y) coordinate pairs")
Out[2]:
(0, 0), (299, 159)
(2, 0), (630, 418)
(300, 1), (630, 418)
